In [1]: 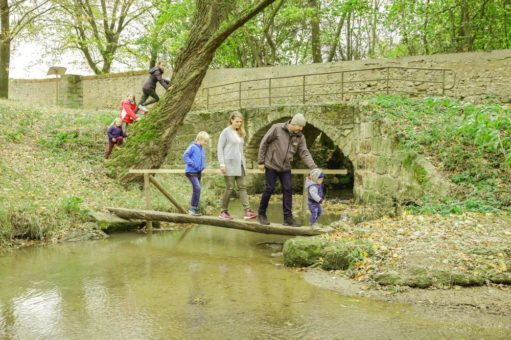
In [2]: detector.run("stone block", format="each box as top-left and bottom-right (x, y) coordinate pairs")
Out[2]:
(372, 137), (394, 155)
(359, 122), (373, 139)
(359, 139), (372, 154)
(356, 154), (377, 170)
(374, 175), (399, 197)
(375, 156), (390, 175)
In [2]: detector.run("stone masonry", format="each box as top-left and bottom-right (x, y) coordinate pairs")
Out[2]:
(165, 104), (448, 205)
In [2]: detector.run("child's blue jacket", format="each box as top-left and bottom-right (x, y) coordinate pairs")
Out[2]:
(182, 142), (206, 173)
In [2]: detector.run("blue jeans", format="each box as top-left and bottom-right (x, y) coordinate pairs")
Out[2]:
(186, 173), (201, 209)
(258, 168), (292, 218)
(308, 201), (322, 225)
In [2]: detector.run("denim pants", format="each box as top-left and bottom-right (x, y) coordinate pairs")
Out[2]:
(308, 201), (322, 225)
(258, 168), (292, 217)
(186, 173), (201, 209)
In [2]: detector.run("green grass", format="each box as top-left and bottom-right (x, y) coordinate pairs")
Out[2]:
(372, 96), (511, 214)
(0, 99), (217, 247)
(1, 95), (509, 246)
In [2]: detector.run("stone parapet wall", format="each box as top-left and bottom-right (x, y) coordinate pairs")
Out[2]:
(10, 75), (83, 108)
(194, 49), (511, 110)
(80, 71), (171, 109)
(10, 78), (59, 106)
(9, 49), (511, 108)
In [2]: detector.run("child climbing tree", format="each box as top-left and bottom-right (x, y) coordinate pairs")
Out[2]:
(107, 0), (277, 183)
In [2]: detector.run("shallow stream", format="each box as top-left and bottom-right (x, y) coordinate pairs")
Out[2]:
(0, 203), (508, 339)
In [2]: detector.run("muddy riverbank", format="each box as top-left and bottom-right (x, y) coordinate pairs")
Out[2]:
(304, 268), (511, 331)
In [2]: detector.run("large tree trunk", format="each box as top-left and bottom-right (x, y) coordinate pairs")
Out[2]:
(0, 38), (9, 99)
(107, 0), (276, 183)
(308, 0), (322, 63)
(0, 0), (10, 99)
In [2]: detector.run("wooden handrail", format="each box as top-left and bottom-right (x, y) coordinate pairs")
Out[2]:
(129, 168), (348, 175)
(133, 167), (348, 232)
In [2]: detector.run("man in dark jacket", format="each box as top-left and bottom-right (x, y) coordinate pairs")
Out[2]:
(257, 113), (318, 227)
(137, 61), (170, 111)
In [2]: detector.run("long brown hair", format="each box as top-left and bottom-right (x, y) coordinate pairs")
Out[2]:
(229, 111), (246, 138)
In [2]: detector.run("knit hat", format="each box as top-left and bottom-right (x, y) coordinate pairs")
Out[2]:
(310, 168), (325, 182)
(290, 113), (307, 126)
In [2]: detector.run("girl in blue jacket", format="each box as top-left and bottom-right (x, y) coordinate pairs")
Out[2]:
(182, 131), (210, 216)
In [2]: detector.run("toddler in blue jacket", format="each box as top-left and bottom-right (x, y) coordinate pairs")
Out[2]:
(182, 131), (210, 216)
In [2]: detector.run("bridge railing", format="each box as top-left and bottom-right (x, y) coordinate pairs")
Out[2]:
(198, 66), (456, 110)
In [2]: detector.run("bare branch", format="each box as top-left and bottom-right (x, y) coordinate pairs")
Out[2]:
(205, 0), (277, 53)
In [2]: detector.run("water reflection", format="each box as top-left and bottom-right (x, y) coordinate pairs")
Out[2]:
(0, 225), (509, 339)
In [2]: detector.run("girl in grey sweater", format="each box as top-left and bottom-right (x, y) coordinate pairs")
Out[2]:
(217, 111), (257, 220)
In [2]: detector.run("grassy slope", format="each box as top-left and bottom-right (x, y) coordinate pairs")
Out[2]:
(0, 96), (509, 246)
(0, 99), (216, 246)
(372, 96), (511, 214)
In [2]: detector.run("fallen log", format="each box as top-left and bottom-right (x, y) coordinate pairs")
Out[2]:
(107, 207), (334, 236)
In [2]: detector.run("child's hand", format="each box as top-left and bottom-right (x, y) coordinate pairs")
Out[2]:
(112, 138), (116, 142)
(220, 165), (226, 174)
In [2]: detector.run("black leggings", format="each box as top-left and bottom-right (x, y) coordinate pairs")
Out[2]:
(139, 88), (159, 106)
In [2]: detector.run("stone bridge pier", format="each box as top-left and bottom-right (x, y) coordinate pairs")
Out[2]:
(166, 104), (447, 206)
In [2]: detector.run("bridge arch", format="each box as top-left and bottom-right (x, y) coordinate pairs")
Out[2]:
(171, 104), (449, 206)
(244, 109), (355, 196)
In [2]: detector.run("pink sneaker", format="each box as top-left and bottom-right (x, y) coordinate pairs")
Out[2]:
(244, 209), (258, 220)
(219, 211), (233, 220)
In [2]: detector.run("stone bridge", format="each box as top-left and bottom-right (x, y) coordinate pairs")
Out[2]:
(166, 103), (447, 206)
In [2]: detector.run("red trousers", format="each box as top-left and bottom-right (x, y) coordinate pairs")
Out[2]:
(104, 137), (124, 159)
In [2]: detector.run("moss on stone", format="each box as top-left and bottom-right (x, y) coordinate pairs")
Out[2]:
(402, 152), (417, 169)
(374, 271), (403, 286)
(432, 270), (485, 287)
(411, 163), (429, 185)
(282, 237), (328, 267)
(404, 267), (434, 288)
(375, 268), (487, 288)
(490, 272), (511, 284)
(283, 237), (375, 270)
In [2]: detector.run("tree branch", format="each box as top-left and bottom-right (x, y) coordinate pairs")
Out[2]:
(204, 0), (276, 53)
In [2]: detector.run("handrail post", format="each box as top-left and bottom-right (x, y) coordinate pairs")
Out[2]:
(269, 78), (272, 107)
(341, 71), (344, 101)
(206, 88), (210, 110)
(301, 175), (307, 224)
(442, 69), (446, 95)
(144, 173), (153, 231)
(386, 67), (390, 95)
(238, 82), (242, 109)
(302, 75), (306, 104)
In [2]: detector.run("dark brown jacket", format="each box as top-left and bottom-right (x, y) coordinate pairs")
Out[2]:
(258, 122), (317, 172)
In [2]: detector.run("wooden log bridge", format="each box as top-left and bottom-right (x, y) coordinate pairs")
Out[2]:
(117, 168), (347, 235)
(107, 207), (333, 236)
